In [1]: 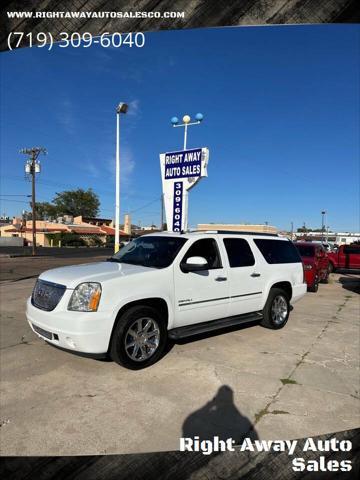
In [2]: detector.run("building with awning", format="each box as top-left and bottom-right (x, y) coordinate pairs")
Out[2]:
(0, 216), (127, 247)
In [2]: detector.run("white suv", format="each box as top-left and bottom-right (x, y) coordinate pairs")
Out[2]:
(26, 231), (307, 369)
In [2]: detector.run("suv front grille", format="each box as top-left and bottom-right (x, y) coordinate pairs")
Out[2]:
(32, 279), (66, 311)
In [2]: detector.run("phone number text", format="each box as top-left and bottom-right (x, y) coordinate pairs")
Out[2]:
(7, 32), (145, 50)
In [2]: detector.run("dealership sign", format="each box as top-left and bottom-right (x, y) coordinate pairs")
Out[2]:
(164, 148), (203, 179)
(160, 147), (209, 232)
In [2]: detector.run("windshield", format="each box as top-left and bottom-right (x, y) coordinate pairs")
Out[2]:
(294, 244), (315, 257)
(110, 236), (188, 269)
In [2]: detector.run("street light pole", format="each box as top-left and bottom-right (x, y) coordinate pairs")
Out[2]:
(321, 210), (326, 243)
(115, 112), (120, 253)
(114, 102), (128, 253)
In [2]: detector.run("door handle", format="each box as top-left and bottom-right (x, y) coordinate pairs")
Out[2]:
(215, 276), (227, 281)
(251, 272), (261, 277)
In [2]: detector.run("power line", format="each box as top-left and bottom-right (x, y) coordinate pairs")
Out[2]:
(128, 197), (160, 214)
(0, 199), (32, 204)
(2, 175), (158, 201)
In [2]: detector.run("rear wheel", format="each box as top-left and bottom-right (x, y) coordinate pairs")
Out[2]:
(110, 305), (167, 369)
(321, 270), (329, 284)
(261, 288), (290, 329)
(308, 280), (319, 292)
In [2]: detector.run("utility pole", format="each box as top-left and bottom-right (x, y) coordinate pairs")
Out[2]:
(160, 193), (164, 230)
(21, 147), (47, 255)
(291, 221), (294, 241)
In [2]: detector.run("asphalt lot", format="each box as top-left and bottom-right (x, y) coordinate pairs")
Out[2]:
(0, 253), (359, 455)
(0, 248), (113, 282)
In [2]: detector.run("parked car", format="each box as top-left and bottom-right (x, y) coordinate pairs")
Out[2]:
(27, 231), (307, 369)
(294, 242), (329, 292)
(328, 243), (360, 272)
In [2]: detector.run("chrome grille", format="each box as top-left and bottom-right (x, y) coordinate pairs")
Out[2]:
(32, 279), (66, 311)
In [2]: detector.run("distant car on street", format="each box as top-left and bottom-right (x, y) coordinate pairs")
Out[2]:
(294, 242), (329, 292)
(328, 243), (360, 272)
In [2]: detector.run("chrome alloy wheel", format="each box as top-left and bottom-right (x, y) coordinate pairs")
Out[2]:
(271, 295), (288, 325)
(124, 317), (160, 362)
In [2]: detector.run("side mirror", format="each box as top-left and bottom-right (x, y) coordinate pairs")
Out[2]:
(181, 256), (208, 273)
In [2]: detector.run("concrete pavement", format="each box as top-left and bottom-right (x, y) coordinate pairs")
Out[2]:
(0, 269), (359, 455)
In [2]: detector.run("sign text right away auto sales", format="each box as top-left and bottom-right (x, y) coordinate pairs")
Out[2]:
(179, 436), (353, 472)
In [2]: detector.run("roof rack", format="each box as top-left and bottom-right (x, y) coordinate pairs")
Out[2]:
(193, 230), (279, 237)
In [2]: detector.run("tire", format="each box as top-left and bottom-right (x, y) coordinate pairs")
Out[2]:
(110, 305), (168, 370)
(260, 288), (290, 330)
(321, 271), (329, 284)
(308, 280), (319, 293)
(328, 262), (335, 274)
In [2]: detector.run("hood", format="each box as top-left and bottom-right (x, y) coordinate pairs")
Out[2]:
(39, 261), (157, 289)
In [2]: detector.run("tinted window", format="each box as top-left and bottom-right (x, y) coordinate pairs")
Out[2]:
(294, 244), (315, 257)
(223, 238), (255, 267)
(254, 239), (301, 264)
(110, 236), (187, 269)
(343, 245), (360, 255)
(183, 238), (222, 269)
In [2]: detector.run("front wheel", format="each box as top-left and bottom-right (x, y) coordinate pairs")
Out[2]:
(110, 305), (167, 369)
(261, 288), (290, 330)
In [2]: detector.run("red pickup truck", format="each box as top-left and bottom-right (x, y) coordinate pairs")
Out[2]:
(328, 244), (360, 272)
(294, 242), (329, 292)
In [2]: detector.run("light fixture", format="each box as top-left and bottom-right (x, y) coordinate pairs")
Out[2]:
(116, 103), (128, 114)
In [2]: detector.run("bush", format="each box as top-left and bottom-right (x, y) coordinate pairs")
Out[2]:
(45, 232), (86, 247)
(86, 236), (103, 247)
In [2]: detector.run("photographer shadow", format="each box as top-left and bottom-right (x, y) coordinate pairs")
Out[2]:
(182, 385), (258, 444)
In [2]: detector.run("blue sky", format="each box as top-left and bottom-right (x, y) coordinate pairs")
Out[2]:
(1, 25), (359, 231)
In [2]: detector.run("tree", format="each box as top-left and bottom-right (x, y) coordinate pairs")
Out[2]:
(52, 188), (100, 217)
(35, 202), (59, 220)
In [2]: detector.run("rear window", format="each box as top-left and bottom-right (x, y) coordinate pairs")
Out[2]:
(294, 244), (315, 257)
(343, 245), (360, 255)
(254, 239), (302, 264)
(223, 238), (255, 267)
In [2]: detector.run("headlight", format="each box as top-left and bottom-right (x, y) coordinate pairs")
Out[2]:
(304, 264), (313, 270)
(68, 282), (102, 312)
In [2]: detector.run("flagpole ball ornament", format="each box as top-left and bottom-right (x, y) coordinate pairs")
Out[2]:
(171, 116), (179, 125)
(183, 115), (191, 124)
(195, 113), (204, 122)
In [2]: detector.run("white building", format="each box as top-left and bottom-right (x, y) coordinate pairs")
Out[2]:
(294, 231), (360, 245)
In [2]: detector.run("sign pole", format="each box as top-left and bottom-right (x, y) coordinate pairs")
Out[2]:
(183, 123), (188, 150)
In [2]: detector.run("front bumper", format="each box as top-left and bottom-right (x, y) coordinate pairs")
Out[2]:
(26, 297), (114, 354)
(304, 269), (316, 287)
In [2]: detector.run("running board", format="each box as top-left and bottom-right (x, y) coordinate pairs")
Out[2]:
(168, 312), (263, 340)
